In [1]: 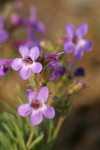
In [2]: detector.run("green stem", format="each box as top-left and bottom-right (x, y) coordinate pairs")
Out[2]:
(26, 127), (34, 148)
(52, 103), (72, 141)
(52, 116), (65, 140)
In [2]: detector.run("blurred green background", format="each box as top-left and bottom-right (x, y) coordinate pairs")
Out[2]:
(0, 0), (100, 150)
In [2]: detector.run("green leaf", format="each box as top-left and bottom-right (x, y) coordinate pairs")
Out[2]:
(47, 120), (54, 143)
(29, 133), (44, 150)
(2, 123), (16, 142)
(11, 121), (27, 150)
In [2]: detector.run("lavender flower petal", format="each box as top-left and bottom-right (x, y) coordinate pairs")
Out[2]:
(74, 48), (84, 60)
(0, 59), (12, 77)
(83, 40), (92, 51)
(37, 87), (49, 103)
(48, 60), (61, 69)
(18, 104), (32, 117)
(29, 110), (43, 125)
(0, 30), (9, 43)
(11, 58), (22, 71)
(63, 42), (75, 53)
(10, 14), (23, 26)
(45, 53), (59, 60)
(50, 66), (65, 81)
(42, 105), (55, 119)
(0, 17), (4, 28)
(66, 24), (75, 39)
(26, 89), (37, 104)
(20, 67), (31, 80)
(29, 6), (37, 23)
(31, 62), (42, 73)
(29, 46), (40, 61)
(19, 46), (29, 58)
(76, 23), (88, 38)
(36, 20), (45, 34)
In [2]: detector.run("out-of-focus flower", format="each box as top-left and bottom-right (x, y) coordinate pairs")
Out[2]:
(26, 6), (45, 41)
(11, 40), (40, 49)
(68, 81), (87, 94)
(74, 67), (85, 77)
(48, 60), (65, 81)
(0, 17), (4, 28)
(45, 54), (59, 61)
(50, 66), (65, 81)
(10, 6), (45, 43)
(11, 46), (42, 80)
(9, 14), (23, 26)
(45, 52), (64, 61)
(0, 17), (9, 43)
(18, 87), (55, 125)
(48, 60), (61, 69)
(63, 23), (92, 59)
(66, 60), (85, 79)
(0, 59), (12, 77)
(29, 6), (45, 33)
(13, 0), (24, 9)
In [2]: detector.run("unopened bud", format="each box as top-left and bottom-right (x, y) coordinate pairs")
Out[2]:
(68, 82), (88, 95)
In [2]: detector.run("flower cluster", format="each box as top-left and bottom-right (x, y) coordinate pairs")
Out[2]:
(0, 3), (45, 47)
(0, 4), (92, 126)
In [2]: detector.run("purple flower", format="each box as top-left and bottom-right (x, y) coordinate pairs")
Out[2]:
(66, 60), (85, 79)
(11, 40), (40, 49)
(45, 54), (59, 61)
(74, 67), (85, 77)
(45, 52), (64, 61)
(13, 0), (24, 9)
(0, 17), (4, 28)
(9, 14), (23, 26)
(29, 6), (45, 33)
(0, 17), (9, 43)
(48, 60), (65, 81)
(50, 66), (65, 81)
(11, 46), (43, 80)
(26, 6), (45, 41)
(63, 23), (92, 59)
(48, 60), (61, 69)
(18, 87), (55, 125)
(0, 59), (12, 77)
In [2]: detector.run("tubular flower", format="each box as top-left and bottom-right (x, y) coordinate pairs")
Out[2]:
(25, 6), (45, 41)
(11, 46), (42, 80)
(18, 87), (55, 125)
(63, 23), (92, 59)
(0, 17), (9, 43)
(0, 59), (12, 77)
(48, 60), (65, 81)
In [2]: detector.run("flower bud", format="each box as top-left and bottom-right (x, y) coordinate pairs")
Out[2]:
(68, 81), (87, 94)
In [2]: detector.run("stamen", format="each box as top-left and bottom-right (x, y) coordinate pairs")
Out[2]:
(72, 38), (78, 44)
(25, 57), (33, 64)
(31, 100), (42, 109)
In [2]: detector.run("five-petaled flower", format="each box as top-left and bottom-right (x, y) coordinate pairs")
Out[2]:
(18, 86), (55, 125)
(11, 46), (42, 80)
(63, 23), (92, 59)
